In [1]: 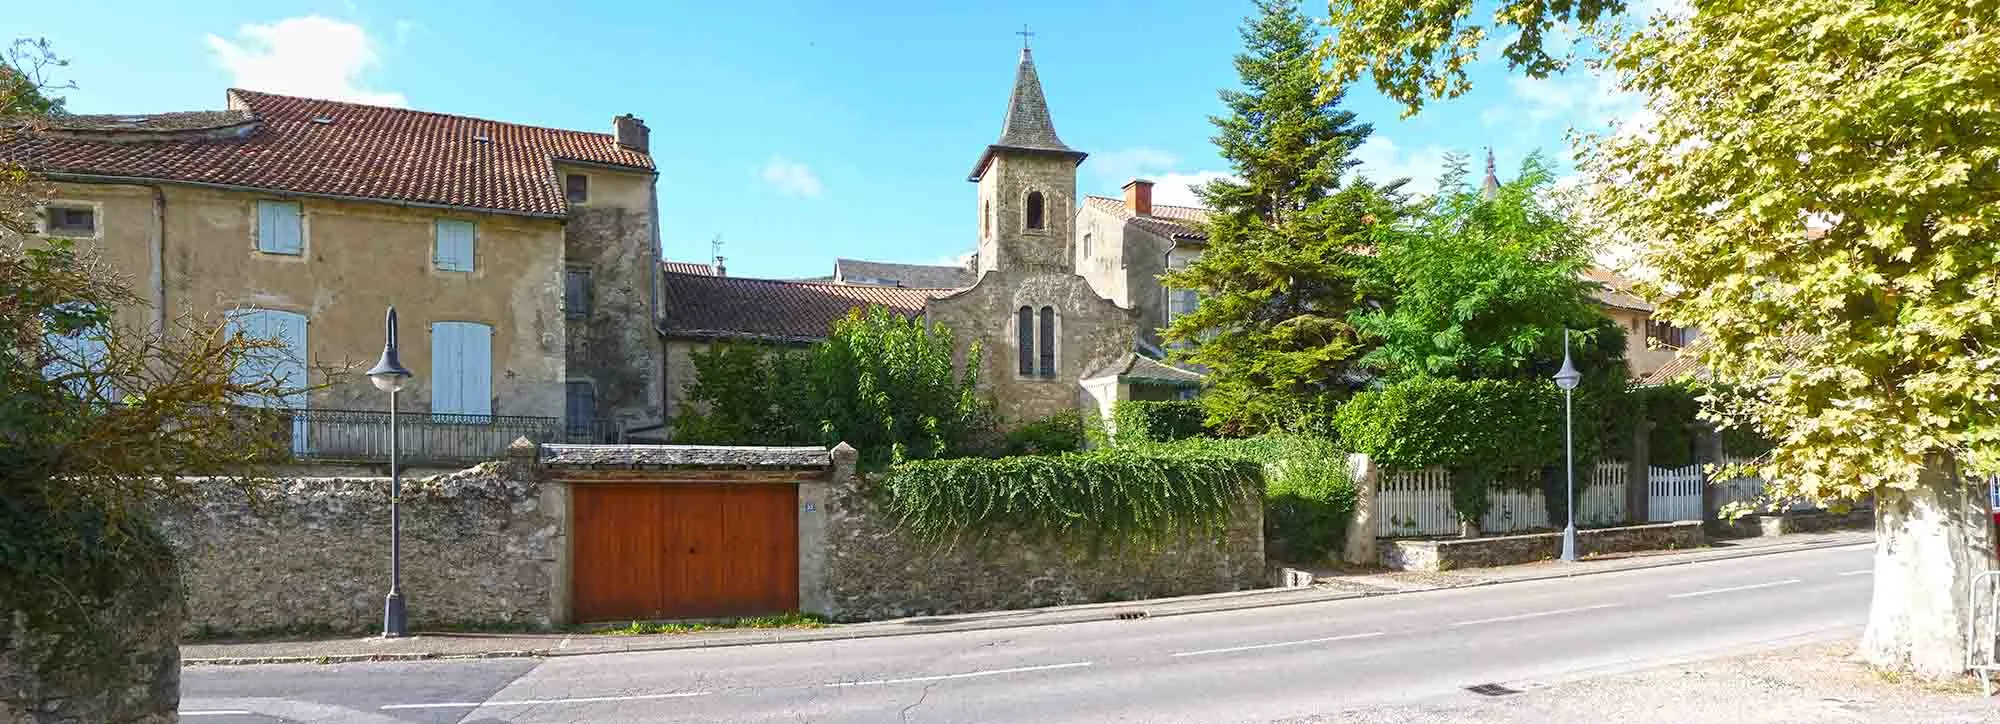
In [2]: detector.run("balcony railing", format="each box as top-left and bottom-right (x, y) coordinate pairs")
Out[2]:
(240, 407), (622, 466)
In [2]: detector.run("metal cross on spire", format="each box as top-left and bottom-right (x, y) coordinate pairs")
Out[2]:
(1016, 24), (1035, 50)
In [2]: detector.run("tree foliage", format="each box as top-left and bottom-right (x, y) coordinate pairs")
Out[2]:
(1163, 0), (1404, 435)
(673, 307), (995, 464)
(1320, 0), (1628, 114)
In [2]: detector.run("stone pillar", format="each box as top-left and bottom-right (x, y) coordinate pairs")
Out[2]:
(800, 443), (853, 618)
(1342, 453), (1379, 566)
(510, 437), (571, 625)
(1627, 418), (1652, 523)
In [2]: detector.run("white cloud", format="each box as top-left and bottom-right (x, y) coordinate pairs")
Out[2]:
(207, 16), (406, 106)
(1090, 147), (1184, 187)
(1351, 136), (1452, 196)
(1152, 171), (1233, 207)
(759, 155), (823, 198)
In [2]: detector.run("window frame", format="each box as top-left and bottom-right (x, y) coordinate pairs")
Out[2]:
(565, 268), (593, 320)
(565, 173), (590, 205)
(433, 218), (477, 272)
(43, 203), (99, 239)
(1016, 306), (1035, 377)
(1025, 191), (1046, 231)
(564, 380), (597, 437)
(1037, 306), (1056, 378)
(255, 199), (306, 256)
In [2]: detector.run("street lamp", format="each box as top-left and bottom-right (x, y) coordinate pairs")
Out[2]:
(366, 306), (414, 638)
(1552, 329), (1583, 562)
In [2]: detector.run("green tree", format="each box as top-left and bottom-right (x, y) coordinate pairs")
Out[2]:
(1324, 0), (2000, 677)
(1163, 0), (1403, 435)
(1321, 0), (1626, 115)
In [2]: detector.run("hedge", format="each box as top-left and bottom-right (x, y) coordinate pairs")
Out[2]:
(1111, 400), (1209, 445)
(1131, 435), (1356, 562)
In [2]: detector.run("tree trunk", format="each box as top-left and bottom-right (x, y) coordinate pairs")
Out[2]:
(1860, 453), (1997, 678)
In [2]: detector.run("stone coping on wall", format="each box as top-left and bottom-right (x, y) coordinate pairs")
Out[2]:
(1380, 521), (1706, 572)
(539, 443), (831, 469)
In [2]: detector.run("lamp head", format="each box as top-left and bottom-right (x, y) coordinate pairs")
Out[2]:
(366, 306), (413, 393)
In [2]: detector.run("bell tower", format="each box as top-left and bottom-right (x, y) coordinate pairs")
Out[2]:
(969, 38), (1087, 276)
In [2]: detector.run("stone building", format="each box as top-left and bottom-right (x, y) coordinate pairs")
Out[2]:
(656, 46), (1200, 430)
(2, 90), (664, 459)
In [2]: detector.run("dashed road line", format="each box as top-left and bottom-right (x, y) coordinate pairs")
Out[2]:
(1839, 569), (1872, 577)
(379, 691), (709, 710)
(1171, 631), (1385, 658)
(1668, 579), (1801, 599)
(180, 711), (253, 717)
(1449, 604), (1620, 627)
(824, 661), (1094, 688)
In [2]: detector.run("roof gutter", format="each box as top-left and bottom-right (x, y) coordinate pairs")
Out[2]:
(550, 156), (659, 176)
(45, 172), (569, 220)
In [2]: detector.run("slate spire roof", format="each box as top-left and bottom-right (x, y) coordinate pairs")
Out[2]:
(1481, 148), (1500, 200)
(969, 48), (1087, 181)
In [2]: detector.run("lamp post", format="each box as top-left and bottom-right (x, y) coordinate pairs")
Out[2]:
(366, 306), (414, 637)
(1552, 329), (1583, 562)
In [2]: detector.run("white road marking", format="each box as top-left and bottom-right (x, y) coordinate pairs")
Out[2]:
(379, 691), (709, 710)
(1449, 604), (1620, 627)
(1171, 631), (1385, 657)
(824, 661), (1093, 688)
(1839, 569), (1872, 576)
(1668, 579), (1802, 599)
(180, 711), (253, 717)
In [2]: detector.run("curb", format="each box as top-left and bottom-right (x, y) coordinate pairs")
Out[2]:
(181, 534), (1870, 667)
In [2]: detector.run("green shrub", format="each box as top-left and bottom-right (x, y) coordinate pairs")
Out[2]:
(1632, 382), (1701, 467)
(1132, 435), (1355, 561)
(1111, 400), (1209, 445)
(1002, 410), (1087, 456)
(1335, 377), (1566, 523)
(880, 447), (1259, 546)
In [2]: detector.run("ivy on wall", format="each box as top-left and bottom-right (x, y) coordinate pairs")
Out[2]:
(1111, 400), (1210, 445)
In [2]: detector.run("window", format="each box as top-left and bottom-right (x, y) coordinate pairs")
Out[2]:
(983, 201), (991, 238)
(224, 308), (309, 453)
(1082, 232), (1092, 259)
(1646, 319), (1690, 348)
(255, 200), (304, 255)
(41, 303), (109, 399)
(434, 219), (476, 272)
(1017, 306), (1034, 376)
(565, 269), (592, 319)
(565, 381), (596, 437)
(1167, 288), (1200, 325)
(44, 205), (95, 237)
(1025, 191), (1045, 230)
(1037, 306), (1056, 377)
(566, 174), (590, 204)
(431, 321), (493, 417)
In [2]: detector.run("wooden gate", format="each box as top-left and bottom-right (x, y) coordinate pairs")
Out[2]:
(570, 482), (799, 622)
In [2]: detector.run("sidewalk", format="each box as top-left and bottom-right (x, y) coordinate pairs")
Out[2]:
(180, 530), (1870, 666)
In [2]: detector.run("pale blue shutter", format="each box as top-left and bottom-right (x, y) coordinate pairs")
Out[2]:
(435, 219), (474, 272)
(257, 201), (302, 254)
(430, 322), (492, 417)
(225, 308), (308, 453)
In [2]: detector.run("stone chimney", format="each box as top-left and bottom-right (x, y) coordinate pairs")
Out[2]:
(713, 256), (727, 277)
(1123, 178), (1154, 217)
(613, 114), (650, 153)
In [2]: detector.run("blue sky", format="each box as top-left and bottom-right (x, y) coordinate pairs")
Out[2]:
(14, 0), (1642, 279)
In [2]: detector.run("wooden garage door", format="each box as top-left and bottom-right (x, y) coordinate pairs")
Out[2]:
(571, 483), (799, 622)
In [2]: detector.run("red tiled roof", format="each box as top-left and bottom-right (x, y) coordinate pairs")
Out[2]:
(659, 271), (951, 342)
(1581, 267), (1656, 312)
(1640, 333), (1817, 386)
(2, 89), (653, 217)
(1085, 195), (1209, 241)
(661, 260), (717, 276)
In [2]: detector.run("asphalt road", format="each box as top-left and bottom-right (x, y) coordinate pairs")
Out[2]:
(181, 542), (1875, 723)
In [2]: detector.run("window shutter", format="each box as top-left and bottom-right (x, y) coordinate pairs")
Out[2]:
(431, 322), (493, 417)
(1016, 306), (1034, 376)
(435, 220), (475, 271)
(566, 382), (595, 436)
(1038, 306), (1055, 377)
(257, 201), (303, 254)
(224, 308), (307, 410)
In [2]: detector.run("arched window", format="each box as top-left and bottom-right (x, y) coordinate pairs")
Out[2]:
(1037, 306), (1056, 377)
(1026, 191), (1045, 230)
(1016, 306), (1034, 376)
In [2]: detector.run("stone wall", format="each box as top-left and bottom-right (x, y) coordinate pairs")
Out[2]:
(816, 452), (1266, 621)
(156, 450), (560, 636)
(926, 270), (1138, 425)
(2, 525), (182, 724)
(562, 164), (663, 430)
(1380, 522), (1705, 572)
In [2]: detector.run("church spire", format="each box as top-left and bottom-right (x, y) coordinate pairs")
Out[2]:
(1481, 148), (1500, 200)
(969, 37), (1086, 181)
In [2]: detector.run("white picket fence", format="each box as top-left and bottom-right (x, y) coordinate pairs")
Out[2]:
(1648, 463), (1705, 522)
(1377, 462), (1630, 537)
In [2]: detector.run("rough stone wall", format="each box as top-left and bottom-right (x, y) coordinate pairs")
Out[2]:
(1379, 521), (1705, 572)
(818, 468), (1266, 622)
(156, 455), (561, 635)
(926, 269), (1138, 424)
(976, 154), (1079, 275)
(1, 534), (182, 724)
(563, 167), (663, 430)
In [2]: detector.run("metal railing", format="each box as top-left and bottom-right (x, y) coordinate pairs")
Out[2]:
(243, 407), (621, 466)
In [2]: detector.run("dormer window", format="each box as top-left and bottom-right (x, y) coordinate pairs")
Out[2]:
(1025, 191), (1045, 230)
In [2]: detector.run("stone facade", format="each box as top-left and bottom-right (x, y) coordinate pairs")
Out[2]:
(156, 453), (560, 635)
(1379, 521), (1706, 572)
(927, 270), (1137, 424)
(1, 542), (182, 724)
(816, 454), (1266, 622)
(560, 163), (664, 430)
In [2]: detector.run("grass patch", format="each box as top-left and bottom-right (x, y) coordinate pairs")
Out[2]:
(599, 612), (827, 636)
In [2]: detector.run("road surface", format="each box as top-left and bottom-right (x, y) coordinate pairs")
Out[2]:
(181, 542), (1875, 723)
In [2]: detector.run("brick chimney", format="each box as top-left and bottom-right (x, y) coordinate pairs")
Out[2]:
(613, 114), (650, 153)
(1123, 178), (1154, 217)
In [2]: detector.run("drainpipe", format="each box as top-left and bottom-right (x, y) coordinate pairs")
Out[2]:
(150, 185), (166, 335)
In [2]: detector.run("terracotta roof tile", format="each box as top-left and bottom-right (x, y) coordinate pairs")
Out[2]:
(659, 271), (950, 342)
(661, 260), (717, 276)
(1084, 195), (1208, 241)
(1, 89), (653, 217)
